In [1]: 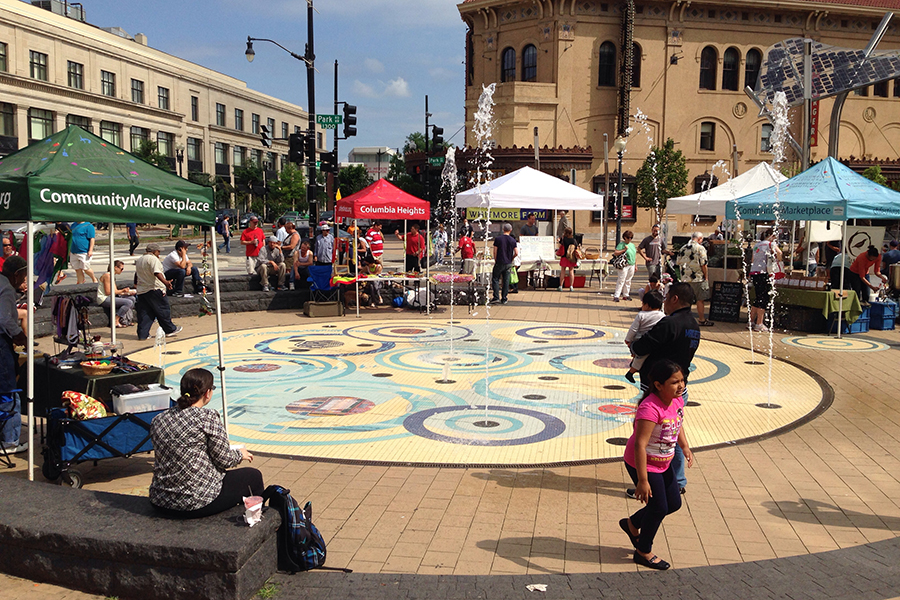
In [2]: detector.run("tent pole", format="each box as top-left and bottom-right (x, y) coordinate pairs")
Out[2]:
(26, 222), (34, 481)
(109, 223), (115, 346)
(426, 219), (431, 315)
(837, 222), (848, 339)
(355, 219), (359, 319)
(404, 221), (407, 271)
(209, 229), (230, 433)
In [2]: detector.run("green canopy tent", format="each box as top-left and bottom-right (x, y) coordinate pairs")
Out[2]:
(0, 125), (231, 480)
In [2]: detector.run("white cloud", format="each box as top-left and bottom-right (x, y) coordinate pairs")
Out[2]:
(384, 77), (410, 98)
(364, 58), (385, 74)
(353, 80), (378, 99)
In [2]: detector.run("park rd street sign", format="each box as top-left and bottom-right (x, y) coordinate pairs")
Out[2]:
(316, 114), (343, 129)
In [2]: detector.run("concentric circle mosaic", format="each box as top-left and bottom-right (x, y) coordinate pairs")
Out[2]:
(129, 320), (827, 467)
(781, 336), (890, 352)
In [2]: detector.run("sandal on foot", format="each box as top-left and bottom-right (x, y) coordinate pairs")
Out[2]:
(633, 551), (670, 570)
(699, 320), (715, 326)
(619, 518), (639, 549)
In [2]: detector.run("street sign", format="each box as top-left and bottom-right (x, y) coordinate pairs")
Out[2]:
(315, 161), (321, 169)
(316, 114), (343, 129)
(428, 156), (445, 166)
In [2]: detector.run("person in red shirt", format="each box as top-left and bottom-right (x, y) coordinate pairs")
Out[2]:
(240, 216), (266, 275)
(849, 245), (887, 304)
(395, 225), (425, 273)
(365, 222), (385, 262)
(455, 234), (476, 274)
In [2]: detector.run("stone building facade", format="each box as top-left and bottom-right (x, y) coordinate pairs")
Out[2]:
(458, 0), (900, 236)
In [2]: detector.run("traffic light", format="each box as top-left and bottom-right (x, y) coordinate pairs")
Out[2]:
(260, 124), (272, 148)
(342, 104), (357, 138)
(320, 150), (338, 174)
(431, 125), (444, 150)
(288, 132), (305, 164)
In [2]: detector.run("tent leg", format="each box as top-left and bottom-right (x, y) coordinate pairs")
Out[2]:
(837, 224), (848, 339)
(109, 223), (116, 346)
(426, 220), (430, 315)
(26, 222), (34, 481)
(355, 221), (359, 319)
(209, 233), (230, 434)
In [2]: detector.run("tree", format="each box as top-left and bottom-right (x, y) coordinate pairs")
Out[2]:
(337, 164), (373, 197)
(861, 164), (888, 186)
(188, 172), (231, 208)
(268, 163), (308, 213)
(634, 138), (688, 221)
(133, 140), (173, 172)
(403, 132), (427, 154)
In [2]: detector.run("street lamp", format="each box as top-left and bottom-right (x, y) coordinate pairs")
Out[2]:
(245, 2), (317, 224)
(613, 136), (627, 245)
(175, 145), (184, 178)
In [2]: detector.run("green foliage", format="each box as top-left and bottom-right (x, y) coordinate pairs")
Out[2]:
(189, 172), (231, 208)
(861, 164), (888, 186)
(634, 138), (688, 217)
(256, 580), (281, 599)
(132, 140), (173, 172)
(337, 164), (373, 197)
(403, 132), (427, 154)
(268, 163), (308, 213)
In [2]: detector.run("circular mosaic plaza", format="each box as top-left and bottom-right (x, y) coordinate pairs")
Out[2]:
(128, 320), (827, 467)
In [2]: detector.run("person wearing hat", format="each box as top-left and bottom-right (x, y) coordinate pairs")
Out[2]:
(134, 243), (181, 341)
(313, 223), (335, 268)
(240, 215), (266, 275)
(162, 240), (203, 297)
(256, 235), (286, 292)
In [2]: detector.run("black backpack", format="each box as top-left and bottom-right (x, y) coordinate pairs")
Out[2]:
(262, 485), (351, 574)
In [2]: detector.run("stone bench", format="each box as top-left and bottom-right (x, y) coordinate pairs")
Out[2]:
(0, 476), (279, 600)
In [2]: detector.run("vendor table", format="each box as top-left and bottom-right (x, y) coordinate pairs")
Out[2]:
(32, 357), (165, 416)
(774, 288), (863, 323)
(474, 258), (609, 289)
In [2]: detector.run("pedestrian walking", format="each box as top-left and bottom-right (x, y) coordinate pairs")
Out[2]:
(612, 230), (636, 301)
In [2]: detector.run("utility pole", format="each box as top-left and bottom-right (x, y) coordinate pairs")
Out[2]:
(424, 95), (430, 203)
(305, 0), (317, 225)
(333, 59), (339, 206)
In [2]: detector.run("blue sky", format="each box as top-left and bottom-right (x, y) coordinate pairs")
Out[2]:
(78, 0), (468, 160)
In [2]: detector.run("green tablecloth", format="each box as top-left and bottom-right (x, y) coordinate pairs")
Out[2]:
(774, 288), (863, 323)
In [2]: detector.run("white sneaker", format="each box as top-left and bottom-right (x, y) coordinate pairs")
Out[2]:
(752, 324), (769, 332)
(166, 326), (183, 337)
(288, 283), (295, 290)
(2, 441), (28, 454)
(262, 286), (270, 292)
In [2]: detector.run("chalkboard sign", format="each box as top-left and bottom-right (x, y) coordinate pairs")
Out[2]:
(709, 281), (743, 323)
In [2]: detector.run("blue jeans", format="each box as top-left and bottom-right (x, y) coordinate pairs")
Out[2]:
(165, 267), (202, 294)
(136, 290), (177, 340)
(0, 392), (21, 446)
(491, 262), (512, 302)
(218, 234), (231, 253)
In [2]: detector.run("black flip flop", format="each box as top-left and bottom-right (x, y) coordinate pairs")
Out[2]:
(633, 551), (670, 570)
(699, 320), (715, 326)
(619, 518), (639, 549)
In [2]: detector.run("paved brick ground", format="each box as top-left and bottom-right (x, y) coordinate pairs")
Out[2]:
(4, 276), (900, 599)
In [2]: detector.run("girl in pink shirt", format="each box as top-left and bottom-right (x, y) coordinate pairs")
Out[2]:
(620, 359), (694, 570)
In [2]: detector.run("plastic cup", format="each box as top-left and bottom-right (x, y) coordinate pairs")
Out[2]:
(243, 496), (263, 510)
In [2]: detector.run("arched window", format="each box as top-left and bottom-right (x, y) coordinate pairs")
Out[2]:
(699, 46), (717, 90)
(466, 30), (474, 87)
(700, 121), (716, 151)
(722, 47), (740, 91)
(522, 44), (537, 82)
(501, 47), (516, 82)
(745, 49), (762, 91)
(631, 42), (642, 88)
(598, 41), (617, 87)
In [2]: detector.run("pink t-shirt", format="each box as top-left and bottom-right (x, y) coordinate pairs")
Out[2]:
(623, 393), (684, 473)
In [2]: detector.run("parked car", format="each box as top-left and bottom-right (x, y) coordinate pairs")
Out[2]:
(239, 212), (260, 229)
(279, 211), (303, 224)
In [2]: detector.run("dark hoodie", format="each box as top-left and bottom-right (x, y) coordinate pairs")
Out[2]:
(631, 306), (701, 386)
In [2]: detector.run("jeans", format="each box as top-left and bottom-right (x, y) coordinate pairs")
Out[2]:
(491, 262), (512, 302)
(164, 267), (202, 294)
(152, 468), (264, 519)
(218, 234), (231, 253)
(614, 264), (635, 298)
(625, 462), (682, 553)
(100, 295), (136, 320)
(128, 235), (140, 256)
(136, 290), (177, 340)
(0, 392), (21, 446)
(645, 263), (661, 279)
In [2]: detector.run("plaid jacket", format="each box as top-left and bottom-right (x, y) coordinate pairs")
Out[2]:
(149, 406), (242, 511)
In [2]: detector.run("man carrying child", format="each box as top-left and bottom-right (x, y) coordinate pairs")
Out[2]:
(624, 290), (665, 384)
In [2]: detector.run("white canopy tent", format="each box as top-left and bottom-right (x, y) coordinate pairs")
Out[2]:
(455, 166), (605, 210)
(667, 162), (787, 216)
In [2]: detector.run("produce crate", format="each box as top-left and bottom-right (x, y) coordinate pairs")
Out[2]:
(868, 301), (897, 330)
(826, 307), (869, 334)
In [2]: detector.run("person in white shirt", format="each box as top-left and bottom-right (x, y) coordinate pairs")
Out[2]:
(256, 236), (286, 292)
(162, 240), (202, 296)
(135, 244), (180, 341)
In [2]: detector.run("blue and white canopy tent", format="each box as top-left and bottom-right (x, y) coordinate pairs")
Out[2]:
(726, 157), (900, 336)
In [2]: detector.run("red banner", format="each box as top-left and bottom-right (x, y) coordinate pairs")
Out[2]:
(809, 100), (819, 147)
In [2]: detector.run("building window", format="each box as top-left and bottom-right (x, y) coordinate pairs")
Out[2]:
(294, 125), (301, 134)
(281, 154), (289, 169)
(158, 86), (170, 110)
(66, 114), (91, 131)
(722, 47), (740, 91)
(500, 47), (516, 82)
(0, 103), (15, 137)
(760, 123), (773, 152)
(67, 61), (84, 89)
(130, 126), (149, 152)
(598, 41), (617, 87)
(131, 79), (144, 103)
(234, 108), (244, 131)
(281, 122), (288, 138)
(216, 103), (226, 126)
(99, 121), (120, 146)
(317, 132), (323, 149)
(699, 46), (717, 90)
(631, 42), (642, 88)
(233, 145), (244, 167)
(0, 43), (7, 72)
(894, 78), (900, 98)
(30, 51), (48, 81)
(267, 118), (275, 135)
(101, 70), (116, 97)
(266, 152), (276, 170)
(187, 137), (202, 161)
(252, 113), (260, 134)
(873, 80), (889, 98)
(700, 121), (716, 151)
(28, 108), (53, 142)
(156, 132), (172, 157)
(854, 86), (869, 97)
(215, 142), (227, 165)
(466, 30), (474, 87)
(745, 49), (762, 91)
(253, 149), (263, 165)
(191, 95), (199, 121)
(522, 44), (537, 82)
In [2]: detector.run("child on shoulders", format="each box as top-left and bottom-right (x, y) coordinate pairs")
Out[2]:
(624, 290), (666, 383)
